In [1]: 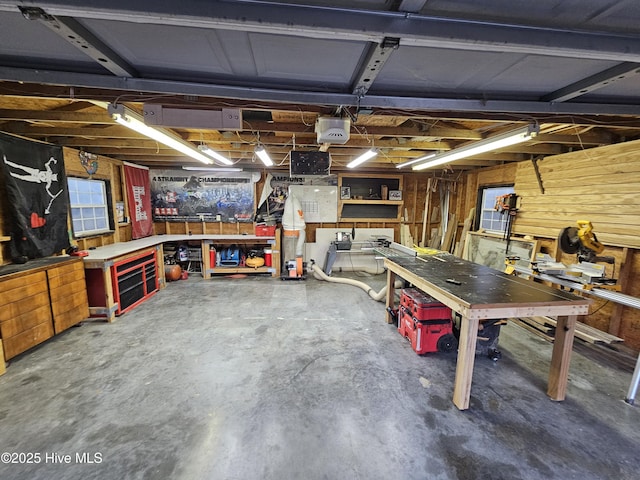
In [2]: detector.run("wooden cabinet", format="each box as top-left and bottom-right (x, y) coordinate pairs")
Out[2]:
(0, 270), (53, 360)
(48, 260), (90, 334)
(338, 173), (403, 222)
(0, 257), (89, 362)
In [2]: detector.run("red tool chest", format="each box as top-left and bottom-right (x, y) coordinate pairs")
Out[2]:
(398, 288), (457, 354)
(401, 288), (451, 320)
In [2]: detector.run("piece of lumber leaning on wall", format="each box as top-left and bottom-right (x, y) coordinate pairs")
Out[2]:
(511, 139), (640, 347)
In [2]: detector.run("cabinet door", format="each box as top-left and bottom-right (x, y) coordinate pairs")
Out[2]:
(48, 260), (89, 334)
(0, 271), (54, 360)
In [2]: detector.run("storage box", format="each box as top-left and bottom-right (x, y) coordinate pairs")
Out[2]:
(255, 224), (276, 236)
(401, 288), (451, 321)
(398, 312), (456, 354)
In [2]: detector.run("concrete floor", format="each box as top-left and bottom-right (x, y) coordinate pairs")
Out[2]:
(0, 271), (638, 480)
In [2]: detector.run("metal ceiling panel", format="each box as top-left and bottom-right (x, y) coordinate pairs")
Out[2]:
(81, 18), (366, 87)
(368, 46), (621, 97)
(82, 19), (235, 76)
(248, 33), (365, 86)
(420, 0), (640, 32)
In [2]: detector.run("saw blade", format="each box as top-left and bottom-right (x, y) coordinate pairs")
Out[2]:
(558, 226), (580, 254)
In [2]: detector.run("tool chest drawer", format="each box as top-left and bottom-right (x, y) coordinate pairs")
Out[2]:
(111, 249), (159, 315)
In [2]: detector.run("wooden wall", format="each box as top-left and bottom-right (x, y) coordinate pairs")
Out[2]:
(462, 147), (640, 351)
(0, 146), (129, 261)
(63, 147), (131, 249)
(513, 140), (640, 248)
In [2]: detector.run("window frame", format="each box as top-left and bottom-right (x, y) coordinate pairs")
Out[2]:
(67, 176), (114, 238)
(474, 184), (515, 234)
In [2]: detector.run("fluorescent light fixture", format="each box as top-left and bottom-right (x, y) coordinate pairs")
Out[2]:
(412, 124), (539, 171)
(255, 146), (273, 166)
(182, 166), (243, 172)
(108, 103), (212, 164)
(347, 148), (378, 168)
(396, 153), (436, 169)
(198, 145), (233, 165)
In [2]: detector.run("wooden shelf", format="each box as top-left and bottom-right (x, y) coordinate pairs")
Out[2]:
(202, 230), (281, 278)
(341, 199), (403, 205)
(338, 173), (404, 222)
(208, 267), (273, 275)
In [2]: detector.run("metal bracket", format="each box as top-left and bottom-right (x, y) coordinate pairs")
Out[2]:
(19, 7), (137, 77)
(351, 37), (400, 97)
(531, 155), (545, 194)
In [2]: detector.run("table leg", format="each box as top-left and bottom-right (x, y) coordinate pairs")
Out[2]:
(385, 269), (397, 324)
(624, 353), (640, 405)
(453, 314), (479, 410)
(547, 314), (577, 401)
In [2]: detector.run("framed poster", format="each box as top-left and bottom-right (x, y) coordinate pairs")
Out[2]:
(150, 169), (256, 223)
(389, 190), (402, 201)
(340, 186), (351, 200)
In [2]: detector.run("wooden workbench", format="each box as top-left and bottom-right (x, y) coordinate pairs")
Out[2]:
(83, 233), (279, 321)
(384, 253), (591, 410)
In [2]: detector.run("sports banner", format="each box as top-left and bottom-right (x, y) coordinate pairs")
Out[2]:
(149, 169), (256, 223)
(0, 132), (70, 259)
(124, 163), (153, 239)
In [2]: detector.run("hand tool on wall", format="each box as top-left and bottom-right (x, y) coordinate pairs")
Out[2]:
(495, 193), (519, 253)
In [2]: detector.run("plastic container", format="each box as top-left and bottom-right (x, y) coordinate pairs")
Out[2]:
(255, 224), (276, 236)
(209, 248), (216, 268)
(264, 248), (272, 267)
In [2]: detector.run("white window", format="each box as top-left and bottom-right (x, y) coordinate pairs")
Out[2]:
(478, 185), (515, 234)
(68, 177), (111, 237)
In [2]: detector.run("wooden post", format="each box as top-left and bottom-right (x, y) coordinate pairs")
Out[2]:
(609, 248), (633, 336)
(452, 314), (479, 410)
(420, 178), (432, 247)
(547, 314), (577, 401)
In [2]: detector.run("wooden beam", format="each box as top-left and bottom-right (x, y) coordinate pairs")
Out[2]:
(6, 125), (150, 139)
(0, 109), (113, 123)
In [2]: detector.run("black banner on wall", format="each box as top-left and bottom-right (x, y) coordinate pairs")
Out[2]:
(0, 132), (70, 259)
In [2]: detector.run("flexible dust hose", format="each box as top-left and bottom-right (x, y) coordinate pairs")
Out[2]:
(310, 263), (402, 302)
(329, 265), (384, 275)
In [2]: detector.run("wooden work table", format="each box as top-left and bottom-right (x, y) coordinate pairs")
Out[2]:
(83, 233), (279, 321)
(384, 253), (591, 410)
